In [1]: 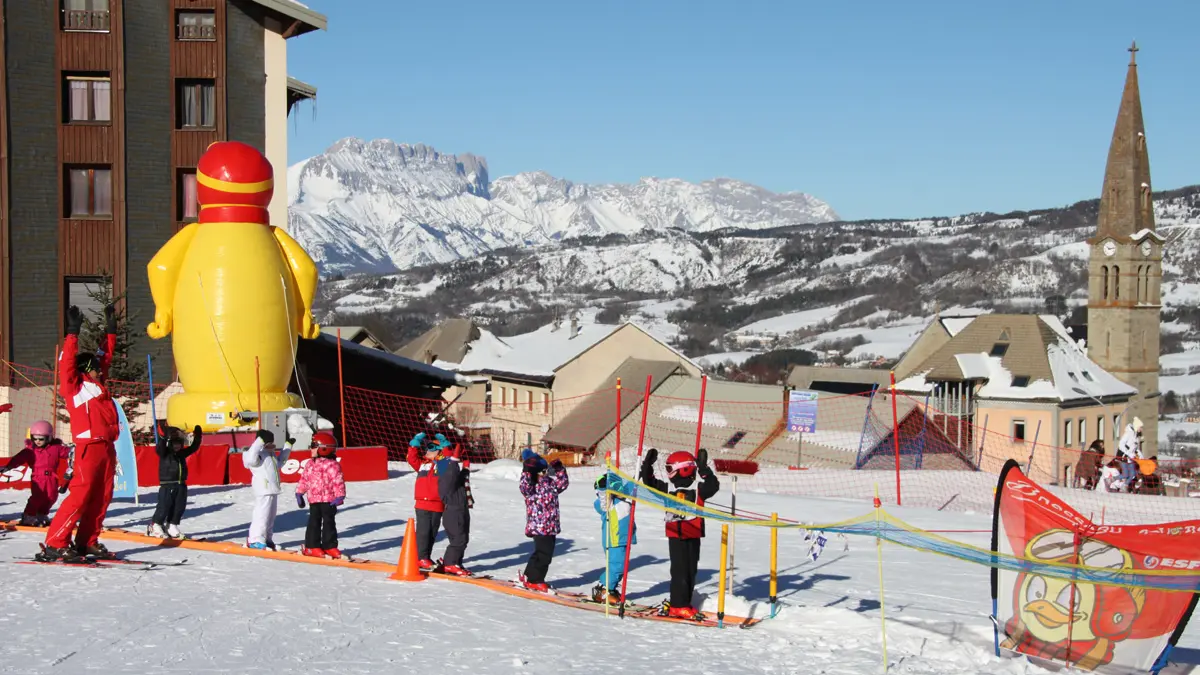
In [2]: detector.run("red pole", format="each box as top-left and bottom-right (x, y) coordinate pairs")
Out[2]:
(255, 356), (263, 431)
(694, 374), (708, 455)
(336, 328), (347, 447)
(890, 370), (901, 506)
(618, 374), (654, 618)
(615, 377), (623, 469)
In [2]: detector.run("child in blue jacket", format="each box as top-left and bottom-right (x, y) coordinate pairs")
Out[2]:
(592, 473), (637, 603)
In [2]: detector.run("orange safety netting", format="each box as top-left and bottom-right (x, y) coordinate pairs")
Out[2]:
(4, 358), (1196, 525)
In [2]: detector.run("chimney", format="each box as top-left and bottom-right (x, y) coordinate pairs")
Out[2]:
(424, 349), (434, 364)
(552, 308), (562, 332)
(570, 312), (580, 339)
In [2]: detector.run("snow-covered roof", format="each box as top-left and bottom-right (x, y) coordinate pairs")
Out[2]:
(441, 319), (699, 380)
(940, 317), (978, 338)
(895, 314), (1137, 404)
(1130, 228), (1167, 243)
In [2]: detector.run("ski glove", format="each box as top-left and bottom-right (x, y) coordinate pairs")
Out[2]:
(65, 306), (84, 336)
(330, 497), (344, 507)
(411, 432), (427, 446)
(295, 493), (306, 509)
(0, 403), (11, 414)
(256, 429), (275, 445)
(104, 304), (117, 334)
(548, 459), (564, 474)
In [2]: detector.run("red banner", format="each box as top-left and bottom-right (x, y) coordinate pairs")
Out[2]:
(226, 447), (389, 485)
(0, 464), (70, 490)
(134, 445), (231, 487)
(992, 460), (1199, 672)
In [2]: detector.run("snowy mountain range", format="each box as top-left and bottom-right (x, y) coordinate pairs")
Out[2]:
(286, 138), (839, 274)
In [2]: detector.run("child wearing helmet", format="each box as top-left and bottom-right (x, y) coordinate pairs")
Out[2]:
(148, 423), (203, 539)
(406, 430), (452, 570)
(242, 429), (293, 550)
(295, 432), (346, 559)
(3, 421), (72, 526)
(518, 449), (570, 592)
(592, 473), (637, 604)
(640, 447), (720, 620)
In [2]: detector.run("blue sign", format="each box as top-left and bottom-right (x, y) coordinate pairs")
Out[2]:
(112, 400), (139, 500)
(787, 390), (819, 434)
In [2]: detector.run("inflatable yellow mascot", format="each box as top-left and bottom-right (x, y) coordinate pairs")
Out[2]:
(146, 141), (321, 431)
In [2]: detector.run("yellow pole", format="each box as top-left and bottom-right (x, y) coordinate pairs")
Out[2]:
(875, 484), (888, 673)
(718, 524), (729, 628)
(769, 513), (779, 619)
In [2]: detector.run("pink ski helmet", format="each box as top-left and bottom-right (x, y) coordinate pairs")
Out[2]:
(29, 420), (53, 438)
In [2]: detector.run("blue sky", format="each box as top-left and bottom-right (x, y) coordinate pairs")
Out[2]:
(286, 0), (1200, 220)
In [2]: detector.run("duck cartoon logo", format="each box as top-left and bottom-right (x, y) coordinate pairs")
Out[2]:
(992, 460), (1200, 673)
(1000, 529), (1146, 670)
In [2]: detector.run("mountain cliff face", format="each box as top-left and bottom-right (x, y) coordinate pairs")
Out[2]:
(286, 138), (839, 275)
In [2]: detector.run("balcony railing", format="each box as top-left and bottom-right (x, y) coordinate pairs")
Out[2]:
(62, 9), (110, 32)
(177, 23), (217, 41)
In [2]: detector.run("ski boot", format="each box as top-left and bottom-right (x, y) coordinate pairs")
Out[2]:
(301, 547), (324, 558)
(247, 542), (270, 551)
(418, 558), (436, 572)
(35, 544), (84, 563)
(265, 540), (278, 551)
(440, 564), (472, 577)
(324, 548), (342, 559)
(148, 523), (167, 538)
(19, 514), (39, 526)
(166, 524), (185, 539)
(590, 584), (609, 603)
(519, 574), (549, 592)
(79, 542), (117, 560)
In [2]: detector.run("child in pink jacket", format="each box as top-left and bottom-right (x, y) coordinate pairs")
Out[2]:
(295, 432), (346, 559)
(3, 421), (72, 526)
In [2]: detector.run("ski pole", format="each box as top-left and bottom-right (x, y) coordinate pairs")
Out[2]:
(618, 373), (654, 619)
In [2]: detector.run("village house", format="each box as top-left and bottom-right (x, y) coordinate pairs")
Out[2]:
(397, 315), (702, 457)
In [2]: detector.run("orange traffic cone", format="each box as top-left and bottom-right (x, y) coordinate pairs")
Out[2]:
(390, 517), (426, 582)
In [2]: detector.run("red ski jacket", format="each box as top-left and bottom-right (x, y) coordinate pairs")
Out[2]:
(59, 334), (120, 445)
(407, 444), (445, 513)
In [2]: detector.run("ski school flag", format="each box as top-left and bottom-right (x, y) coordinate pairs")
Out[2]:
(991, 460), (1200, 673)
(112, 401), (138, 500)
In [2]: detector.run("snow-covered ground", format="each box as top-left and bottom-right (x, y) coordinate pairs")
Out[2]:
(1162, 350), (1200, 396)
(2, 462), (1196, 674)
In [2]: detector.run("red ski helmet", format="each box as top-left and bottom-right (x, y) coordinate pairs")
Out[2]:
(29, 420), (53, 438)
(666, 451), (697, 477)
(312, 432), (337, 456)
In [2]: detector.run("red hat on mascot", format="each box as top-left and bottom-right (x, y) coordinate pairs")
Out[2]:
(196, 141), (274, 225)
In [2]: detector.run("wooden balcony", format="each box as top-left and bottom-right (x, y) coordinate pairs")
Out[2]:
(62, 9), (110, 32)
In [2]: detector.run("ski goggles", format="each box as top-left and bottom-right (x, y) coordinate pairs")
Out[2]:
(667, 460), (697, 475)
(30, 435), (50, 442)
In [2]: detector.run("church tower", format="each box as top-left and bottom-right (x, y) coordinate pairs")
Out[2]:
(1086, 42), (1164, 455)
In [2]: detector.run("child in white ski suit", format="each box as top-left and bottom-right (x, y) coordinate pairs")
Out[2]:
(243, 429), (292, 549)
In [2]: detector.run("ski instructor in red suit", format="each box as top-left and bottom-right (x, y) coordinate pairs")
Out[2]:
(38, 304), (121, 562)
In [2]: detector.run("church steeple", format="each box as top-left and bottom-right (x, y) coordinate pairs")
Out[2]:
(1096, 41), (1154, 238)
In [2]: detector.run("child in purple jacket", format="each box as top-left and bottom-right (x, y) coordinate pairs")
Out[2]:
(518, 449), (569, 592)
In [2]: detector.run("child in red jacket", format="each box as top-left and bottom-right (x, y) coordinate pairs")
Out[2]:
(640, 447), (719, 620)
(407, 431), (450, 570)
(295, 432), (346, 559)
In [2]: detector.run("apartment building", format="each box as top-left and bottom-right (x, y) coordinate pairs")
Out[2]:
(0, 0), (325, 372)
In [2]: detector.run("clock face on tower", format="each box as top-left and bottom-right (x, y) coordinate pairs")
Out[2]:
(1141, 240), (1153, 257)
(1102, 240), (1117, 257)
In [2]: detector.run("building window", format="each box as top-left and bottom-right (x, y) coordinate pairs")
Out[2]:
(62, 0), (110, 32)
(1136, 265), (1143, 303)
(1078, 419), (1086, 446)
(525, 432), (532, 448)
(500, 386), (507, 408)
(1112, 266), (1120, 301)
(177, 80), (216, 128)
(64, 277), (108, 324)
(1113, 414), (1121, 440)
(1064, 420), (1073, 447)
(990, 343), (1009, 357)
(484, 382), (492, 414)
(527, 391), (534, 412)
(64, 75), (111, 123)
(178, 169), (199, 221)
(1012, 420), (1026, 443)
(1105, 331), (1111, 358)
(1011, 375), (1030, 388)
(176, 10), (216, 41)
(65, 166), (113, 218)
(542, 392), (550, 415)
(1097, 416), (1105, 444)
(1101, 265), (1109, 300)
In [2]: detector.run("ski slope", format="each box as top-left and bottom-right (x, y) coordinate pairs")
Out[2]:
(1, 461), (1195, 674)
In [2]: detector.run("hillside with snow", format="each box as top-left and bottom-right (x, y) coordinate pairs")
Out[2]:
(287, 139), (839, 275)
